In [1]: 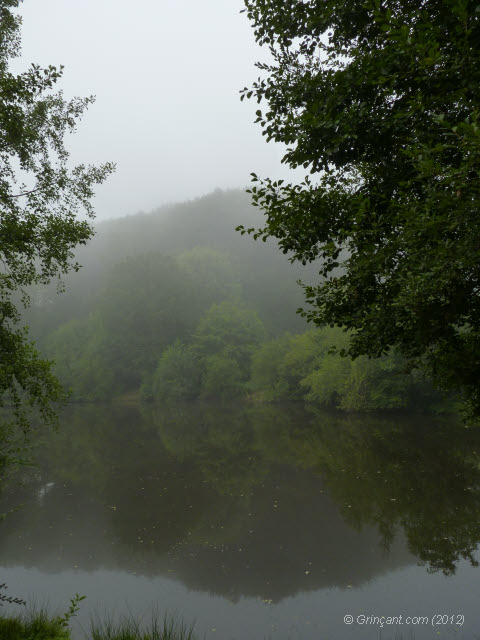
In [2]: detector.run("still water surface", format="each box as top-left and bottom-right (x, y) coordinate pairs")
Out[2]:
(1, 403), (480, 639)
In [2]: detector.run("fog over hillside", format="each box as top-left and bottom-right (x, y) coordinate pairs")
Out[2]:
(26, 189), (315, 342)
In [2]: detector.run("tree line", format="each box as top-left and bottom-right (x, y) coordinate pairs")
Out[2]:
(39, 203), (453, 413)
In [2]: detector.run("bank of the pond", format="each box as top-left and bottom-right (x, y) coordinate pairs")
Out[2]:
(0, 611), (198, 640)
(0, 611), (69, 640)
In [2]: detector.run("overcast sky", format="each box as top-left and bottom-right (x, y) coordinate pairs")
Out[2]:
(12, 0), (299, 221)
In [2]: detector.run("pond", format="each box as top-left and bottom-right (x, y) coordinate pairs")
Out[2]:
(0, 402), (479, 639)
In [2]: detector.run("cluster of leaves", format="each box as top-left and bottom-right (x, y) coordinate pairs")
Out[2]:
(239, 0), (480, 421)
(152, 301), (265, 403)
(0, 1), (114, 434)
(54, 594), (85, 630)
(250, 326), (453, 412)
(0, 582), (25, 608)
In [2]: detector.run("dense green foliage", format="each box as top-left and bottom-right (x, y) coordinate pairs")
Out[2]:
(152, 309), (448, 411)
(251, 328), (453, 411)
(0, 0), (113, 435)
(31, 189), (451, 412)
(239, 0), (480, 420)
(152, 301), (265, 402)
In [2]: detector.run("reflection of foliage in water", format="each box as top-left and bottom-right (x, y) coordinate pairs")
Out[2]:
(8, 400), (480, 579)
(34, 404), (125, 494)
(0, 412), (41, 510)
(154, 402), (480, 576)
(277, 408), (480, 575)
(154, 402), (267, 498)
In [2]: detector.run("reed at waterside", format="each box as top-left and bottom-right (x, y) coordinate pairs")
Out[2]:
(0, 609), (198, 640)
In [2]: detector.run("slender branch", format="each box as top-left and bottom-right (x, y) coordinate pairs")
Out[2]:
(2, 187), (41, 199)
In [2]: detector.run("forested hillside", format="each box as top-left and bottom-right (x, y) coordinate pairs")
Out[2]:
(24, 189), (452, 412)
(25, 189), (309, 341)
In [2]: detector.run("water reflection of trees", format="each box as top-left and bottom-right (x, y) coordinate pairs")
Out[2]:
(155, 403), (480, 576)
(0, 402), (479, 601)
(294, 408), (480, 575)
(0, 415), (39, 512)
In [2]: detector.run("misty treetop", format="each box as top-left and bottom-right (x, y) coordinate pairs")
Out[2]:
(24, 190), (311, 346)
(240, 0), (480, 421)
